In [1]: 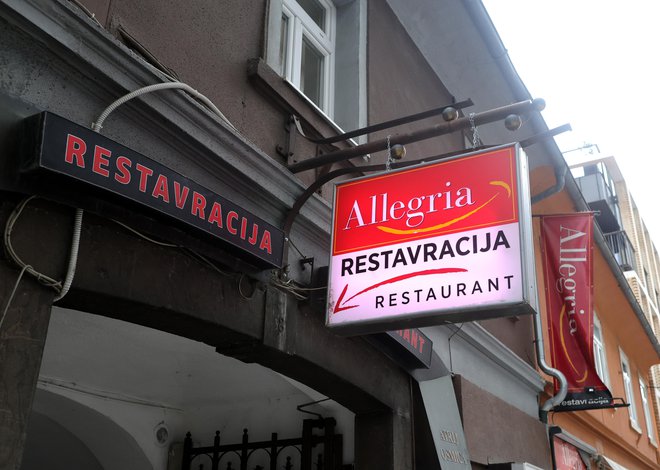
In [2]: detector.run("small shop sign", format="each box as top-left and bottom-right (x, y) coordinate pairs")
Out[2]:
(327, 144), (537, 335)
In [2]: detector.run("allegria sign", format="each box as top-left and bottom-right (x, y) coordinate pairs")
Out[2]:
(327, 144), (537, 335)
(541, 213), (613, 411)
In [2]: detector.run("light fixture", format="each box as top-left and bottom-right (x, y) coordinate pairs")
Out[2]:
(154, 421), (170, 447)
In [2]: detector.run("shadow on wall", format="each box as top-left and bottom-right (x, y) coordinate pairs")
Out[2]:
(22, 389), (153, 470)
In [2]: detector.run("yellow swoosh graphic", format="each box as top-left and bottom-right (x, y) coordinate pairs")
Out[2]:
(376, 180), (511, 235)
(559, 304), (589, 383)
(489, 180), (511, 197)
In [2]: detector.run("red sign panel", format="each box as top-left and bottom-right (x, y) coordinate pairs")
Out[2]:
(333, 147), (519, 255)
(541, 214), (613, 411)
(327, 145), (537, 335)
(553, 437), (587, 470)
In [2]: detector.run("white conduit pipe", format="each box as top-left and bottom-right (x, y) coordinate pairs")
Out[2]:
(53, 208), (83, 302)
(49, 81), (235, 303)
(92, 82), (237, 132)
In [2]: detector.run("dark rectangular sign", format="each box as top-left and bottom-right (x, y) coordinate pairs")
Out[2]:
(26, 112), (284, 267)
(366, 327), (433, 369)
(386, 328), (433, 368)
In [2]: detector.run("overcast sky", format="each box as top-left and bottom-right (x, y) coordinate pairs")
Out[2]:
(482, 0), (660, 243)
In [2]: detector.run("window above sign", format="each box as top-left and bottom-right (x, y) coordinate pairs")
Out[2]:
(592, 313), (610, 388)
(639, 376), (657, 445)
(280, 0), (335, 113)
(265, 0), (366, 134)
(619, 349), (641, 433)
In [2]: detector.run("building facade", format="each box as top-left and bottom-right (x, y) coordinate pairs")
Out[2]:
(1, 1), (658, 470)
(550, 155), (660, 469)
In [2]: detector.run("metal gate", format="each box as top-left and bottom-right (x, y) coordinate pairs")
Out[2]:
(181, 418), (346, 470)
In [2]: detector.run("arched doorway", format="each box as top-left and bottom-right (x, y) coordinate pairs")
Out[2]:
(22, 307), (355, 469)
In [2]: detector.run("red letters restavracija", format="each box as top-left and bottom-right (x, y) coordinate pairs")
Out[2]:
(63, 133), (272, 254)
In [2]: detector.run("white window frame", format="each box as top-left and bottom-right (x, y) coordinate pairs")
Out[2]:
(620, 349), (641, 432)
(592, 313), (610, 387)
(281, 0), (336, 116)
(639, 375), (657, 445)
(265, 0), (367, 134)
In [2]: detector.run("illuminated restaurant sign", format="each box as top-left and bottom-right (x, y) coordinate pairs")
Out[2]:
(326, 144), (537, 335)
(23, 112), (284, 267)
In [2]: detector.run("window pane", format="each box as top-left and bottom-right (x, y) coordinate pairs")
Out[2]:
(640, 381), (654, 438)
(594, 347), (603, 377)
(301, 37), (324, 108)
(280, 14), (289, 73)
(297, 0), (326, 31)
(592, 315), (608, 385)
(622, 359), (639, 424)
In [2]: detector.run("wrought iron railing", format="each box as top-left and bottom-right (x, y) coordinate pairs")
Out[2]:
(182, 418), (345, 470)
(604, 230), (636, 272)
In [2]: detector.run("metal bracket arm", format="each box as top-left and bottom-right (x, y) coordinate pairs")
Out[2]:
(288, 98), (546, 173)
(307, 99), (474, 145)
(282, 121), (570, 241)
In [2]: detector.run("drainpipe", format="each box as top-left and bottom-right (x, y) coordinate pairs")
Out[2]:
(528, 136), (660, 420)
(463, 0), (569, 417)
(531, 164), (567, 205)
(530, 152), (569, 419)
(530, 157), (570, 419)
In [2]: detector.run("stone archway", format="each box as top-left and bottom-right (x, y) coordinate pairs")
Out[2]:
(1, 197), (413, 470)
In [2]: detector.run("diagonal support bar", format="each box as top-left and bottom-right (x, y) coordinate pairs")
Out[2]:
(283, 122), (570, 242)
(287, 98), (546, 173)
(307, 99), (474, 145)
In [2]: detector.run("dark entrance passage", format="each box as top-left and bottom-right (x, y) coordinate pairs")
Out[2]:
(20, 307), (355, 470)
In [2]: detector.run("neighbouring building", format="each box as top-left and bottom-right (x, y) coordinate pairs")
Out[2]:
(1, 1), (659, 470)
(542, 154), (660, 469)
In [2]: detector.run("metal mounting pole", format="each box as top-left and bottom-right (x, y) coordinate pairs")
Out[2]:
(287, 98), (546, 173)
(282, 122), (571, 241)
(307, 99), (474, 145)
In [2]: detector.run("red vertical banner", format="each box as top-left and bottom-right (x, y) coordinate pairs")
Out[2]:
(540, 213), (613, 411)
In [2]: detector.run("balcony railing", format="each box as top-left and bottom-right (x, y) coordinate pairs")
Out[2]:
(604, 230), (636, 272)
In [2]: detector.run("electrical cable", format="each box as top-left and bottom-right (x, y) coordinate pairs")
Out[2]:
(0, 264), (31, 333)
(287, 236), (307, 259)
(237, 273), (255, 300)
(110, 216), (322, 299)
(92, 82), (237, 132)
(4, 196), (62, 291)
(110, 218), (179, 248)
(3, 194), (315, 306)
(108, 218), (236, 280)
(447, 323), (465, 374)
(296, 398), (330, 419)
(2, 80), (241, 306)
(270, 277), (308, 300)
(38, 376), (183, 411)
(54, 208), (83, 302)
(269, 274), (328, 301)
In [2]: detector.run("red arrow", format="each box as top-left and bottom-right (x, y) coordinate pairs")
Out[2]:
(332, 267), (467, 314)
